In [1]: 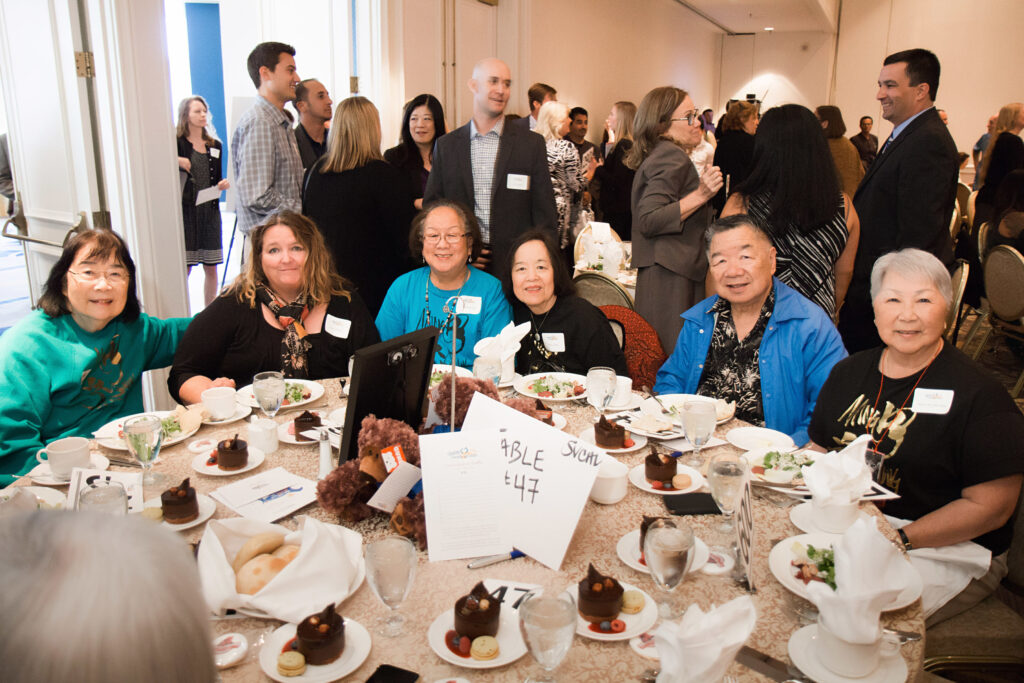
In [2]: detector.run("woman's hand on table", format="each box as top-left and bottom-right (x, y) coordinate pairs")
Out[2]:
(178, 375), (235, 404)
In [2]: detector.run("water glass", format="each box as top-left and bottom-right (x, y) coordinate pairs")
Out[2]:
(252, 371), (285, 418)
(708, 452), (746, 533)
(680, 400), (716, 467)
(519, 589), (577, 683)
(364, 535), (417, 637)
(585, 366), (616, 412)
(78, 480), (128, 515)
(643, 519), (695, 619)
(472, 356), (502, 387)
(123, 414), (165, 486)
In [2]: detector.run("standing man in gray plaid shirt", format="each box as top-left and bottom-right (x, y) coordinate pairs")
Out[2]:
(230, 42), (303, 237)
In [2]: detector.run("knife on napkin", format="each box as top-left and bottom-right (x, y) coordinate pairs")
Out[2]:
(736, 646), (809, 682)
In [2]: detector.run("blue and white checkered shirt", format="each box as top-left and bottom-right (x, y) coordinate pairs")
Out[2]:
(469, 117), (504, 243)
(230, 96), (303, 234)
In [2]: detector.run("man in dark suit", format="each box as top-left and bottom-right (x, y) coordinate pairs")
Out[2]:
(838, 48), (958, 353)
(424, 58), (557, 274)
(850, 115), (878, 172)
(292, 78), (332, 172)
(509, 82), (556, 133)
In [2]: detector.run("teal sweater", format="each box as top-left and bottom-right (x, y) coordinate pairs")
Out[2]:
(0, 310), (190, 484)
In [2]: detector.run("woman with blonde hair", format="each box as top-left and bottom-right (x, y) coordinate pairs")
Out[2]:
(711, 99), (759, 212)
(594, 100), (637, 238)
(978, 102), (1024, 187)
(536, 100), (595, 260)
(303, 96), (415, 314)
(169, 211), (379, 403)
(176, 95), (230, 305)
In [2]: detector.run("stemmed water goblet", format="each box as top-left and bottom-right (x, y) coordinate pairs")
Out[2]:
(252, 371), (285, 419)
(122, 414), (165, 486)
(643, 518), (695, 619)
(585, 366), (616, 413)
(518, 589), (577, 683)
(707, 451), (746, 536)
(680, 400), (716, 468)
(364, 535), (417, 637)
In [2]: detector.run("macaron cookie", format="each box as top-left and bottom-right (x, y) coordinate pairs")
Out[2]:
(621, 590), (645, 614)
(277, 651), (306, 677)
(469, 635), (499, 661)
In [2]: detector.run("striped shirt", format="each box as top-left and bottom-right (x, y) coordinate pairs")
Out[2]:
(469, 117), (504, 243)
(230, 96), (303, 234)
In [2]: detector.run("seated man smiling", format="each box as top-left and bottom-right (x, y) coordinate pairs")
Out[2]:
(654, 214), (847, 445)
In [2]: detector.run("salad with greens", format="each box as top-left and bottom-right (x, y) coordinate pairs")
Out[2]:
(527, 375), (584, 399)
(792, 542), (836, 589)
(283, 382), (311, 405)
(160, 415), (182, 439)
(751, 449), (814, 483)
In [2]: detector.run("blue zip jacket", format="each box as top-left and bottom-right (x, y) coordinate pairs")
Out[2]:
(654, 278), (847, 445)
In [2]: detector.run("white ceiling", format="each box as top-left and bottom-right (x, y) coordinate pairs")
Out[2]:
(681, 0), (839, 34)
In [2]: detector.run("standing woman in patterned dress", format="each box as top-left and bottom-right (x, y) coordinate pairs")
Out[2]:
(176, 95), (230, 306)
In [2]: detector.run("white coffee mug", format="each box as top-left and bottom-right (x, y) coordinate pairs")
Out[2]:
(247, 417), (278, 454)
(815, 619), (896, 678)
(608, 376), (634, 408)
(812, 496), (860, 533)
(201, 386), (238, 421)
(36, 436), (91, 480)
(590, 457), (629, 504)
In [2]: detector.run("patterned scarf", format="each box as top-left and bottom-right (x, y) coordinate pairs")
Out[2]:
(255, 285), (311, 378)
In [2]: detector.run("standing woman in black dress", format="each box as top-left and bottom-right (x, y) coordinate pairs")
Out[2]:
(384, 94), (446, 211)
(593, 101), (637, 239)
(176, 95), (230, 306)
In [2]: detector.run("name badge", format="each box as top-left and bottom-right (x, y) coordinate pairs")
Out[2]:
(910, 388), (953, 415)
(507, 173), (530, 191)
(456, 296), (482, 315)
(324, 314), (351, 339)
(541, 332), (565, 353)
(210, 147), (220, 159)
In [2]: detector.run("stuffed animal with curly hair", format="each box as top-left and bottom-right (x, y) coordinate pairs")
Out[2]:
(389, 492), (427, 550)
(432, 374), (500, 429)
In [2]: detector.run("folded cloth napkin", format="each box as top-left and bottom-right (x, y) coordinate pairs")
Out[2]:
(654, 595), (756, 683)
(198, 515), (363, 623)
(805, 517), (918, 643)
(473, 321), (530, 382)
(0, 489), (40, 518)
(801, 434), (873, 504)
(600, 241), (624, 277)
(591, 221), (612, 243)
(885, 515), (991, 619)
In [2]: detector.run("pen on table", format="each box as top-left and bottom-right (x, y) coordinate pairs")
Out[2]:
(467, 549), (525, 569)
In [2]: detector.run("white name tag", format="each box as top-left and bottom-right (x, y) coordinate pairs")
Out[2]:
(911, 388), (953, 415)
(210, 147), (220, 159)
(541, 332), (565, 352)
(323, 314), (351, 339)
(507, 173), (530, 191)
(456, 296), (482, 315)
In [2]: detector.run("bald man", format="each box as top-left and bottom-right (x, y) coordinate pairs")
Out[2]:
(425, 58), (556, 274)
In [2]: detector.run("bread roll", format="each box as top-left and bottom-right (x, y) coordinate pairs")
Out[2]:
(272, 544), (300, 563)
(235, 554), (288, 595)
(232, 532), (285, 573)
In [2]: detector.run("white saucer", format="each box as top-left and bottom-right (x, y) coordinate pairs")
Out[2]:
(629, 631), (660, 660)
(144, 493), (216, 531)
(578, 426), (648, 454)
(615, 529), (709, 574)
(327, 408), (346, 427)
(202, 403), (252, 426)
(604, 393), (643, 412)
(258, 619), (371, 683)
(789, 502), (869, 535)
(278, 412), (324, 446)
(427, 607), (528, 669)
(788, 624), (907, 683)
(627, 463), (704, 495)
(574, 581), (657, 642)
(190, 447), (266, 476)
(726, 426), (795, 451)
(28, 454), (110, 486)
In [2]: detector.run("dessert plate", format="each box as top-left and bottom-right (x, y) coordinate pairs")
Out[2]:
(236, 378), (325, 411)
(605, 393), (643, 412)
(28, 454), (110, 485)
(259, 619), (371, 683)
(190, 446), (266, 477)
(427, 607), (527, 669)
(0, 485), (66, 508)
(615, 529), (709, 574)
(627, 463), (704, 495)
(514, 372), (588, 402)
(789, 502), (870, 536)
(578, 426), (647, 454)
(94, 411), (201, 451)
(726, 426), (794, 451)
(278, 411), (324, 446)
(573, 581), (657, 642)
(769, 533), (922, 611)
(201, 403), (251, 426)
(788, 624), (907, 683)
(144, 493), (216, 531)
(640, 394), (734, 425)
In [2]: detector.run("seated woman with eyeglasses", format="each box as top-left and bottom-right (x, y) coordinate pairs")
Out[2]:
(0, 230), (190, 484)
(505, 229), (627, 376)
(376, 200), (511, 368)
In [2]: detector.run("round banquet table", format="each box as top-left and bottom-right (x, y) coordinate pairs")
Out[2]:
(78, 381), (924, 681)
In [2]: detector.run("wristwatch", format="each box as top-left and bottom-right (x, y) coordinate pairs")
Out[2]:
(897, 527), (913, 550)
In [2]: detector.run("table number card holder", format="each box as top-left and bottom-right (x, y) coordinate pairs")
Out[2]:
(734, 480), (756, 592)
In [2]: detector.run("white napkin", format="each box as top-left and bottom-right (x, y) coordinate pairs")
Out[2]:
(805, 517), (917, 643)
(591, 221), (612, 243)
(600, 241), (624, 277)
(801, 434), (873, 504)
(197, 516), (363, 623)
(654, 595), (757, 683)
(473, 321), (530, 382)
(885, 515), (991, 618)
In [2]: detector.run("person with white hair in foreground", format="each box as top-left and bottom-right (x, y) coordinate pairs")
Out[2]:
(0, 511), (216, 682)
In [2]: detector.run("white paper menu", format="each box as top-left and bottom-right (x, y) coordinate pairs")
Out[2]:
(210, 467), (317, 522)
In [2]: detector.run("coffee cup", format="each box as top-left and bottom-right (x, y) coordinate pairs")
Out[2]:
(247, 417), (278, 454)
(812, 496), (860, 533)
(36, 437), (91, 480)
(607, 376), (634, 408)
(590, 457), (628, 504)
(815, 619), (897, 678)
(202, 386), (238, 421)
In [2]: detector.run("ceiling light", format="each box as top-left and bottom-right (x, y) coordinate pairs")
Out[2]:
(764, 26), (774, 32)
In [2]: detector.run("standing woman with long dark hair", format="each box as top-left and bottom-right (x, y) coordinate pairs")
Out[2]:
(384, 94), (447, 210)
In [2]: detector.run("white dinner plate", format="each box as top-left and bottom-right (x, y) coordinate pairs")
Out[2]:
(326, 408), (346, 427)
(201, 403), (252, 426)
(190, 446), (266, 477)
(640, 394), (734, 425)
(278, 411), (325, 446)
(429, 364), (474, 388)
(144, 493), (216, 531)
(0, 485), (67, 508)
(627, 463), (704, 495)
(573, 581), (657, 642)
(94, 411), (201, 451)
(258, 619), (371, 683)
(769, 533), (922, 611)
(605, 393), (643, 412)
(789, 502), (870, 536)
(726, 426), (795, 452)
(514, 372), (588, 402)
(28, 454), (110, 485)
(788, 624), (907, 683)
(615, 529), (709, 575)
(236, 378), (325, 411)
(427, 607), (528, 669)
(744, 448), (813, 485)
(578, 426), (648, 455)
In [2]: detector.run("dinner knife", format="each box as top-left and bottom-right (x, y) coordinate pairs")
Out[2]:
(736, 646), (808, 682)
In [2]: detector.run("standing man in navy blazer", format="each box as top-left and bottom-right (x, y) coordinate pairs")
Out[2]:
(839, 48), (958, 352)
(425, 58), (557, 274)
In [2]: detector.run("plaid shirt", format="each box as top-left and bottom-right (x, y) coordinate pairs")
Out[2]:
(469, 117), (504, 243)
(230, 96), (302, 234)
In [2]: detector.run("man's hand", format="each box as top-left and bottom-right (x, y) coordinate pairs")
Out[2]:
(473, 246), (492, 270)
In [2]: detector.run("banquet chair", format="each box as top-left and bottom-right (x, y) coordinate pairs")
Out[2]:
(967, 190), (979, 230)
(598, 305), (666, 389)
(573, 271), (634, 310)
(956, 181), (971, 224)
(957, 223), (994, 349)
(977, 221), (992, 259)
(944, 260), (968, 343)
(572, 224), (623, 263)
(948, 204), (961, 238)
(970, 245), (1024, 397)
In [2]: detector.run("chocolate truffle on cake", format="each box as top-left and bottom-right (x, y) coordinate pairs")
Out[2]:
(639, 515), (672, 558)
(577, 563), (624, 623)
(217, 434), (249, 471)
(594, 415), (626, 449)
(296, 603), (345, 665)
(644, 448), (676, 487)
(454, 581), (500, 639)
(293, 411), (322, 441)
(161, 477), (199, 524)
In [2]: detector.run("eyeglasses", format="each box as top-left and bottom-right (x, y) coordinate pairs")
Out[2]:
(68, 268), (129, 285)
(423, 232), (468, 245)
(669, 111), (702, 126)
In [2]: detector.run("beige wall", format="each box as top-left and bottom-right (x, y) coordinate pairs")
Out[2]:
(719, 30), (835, 113)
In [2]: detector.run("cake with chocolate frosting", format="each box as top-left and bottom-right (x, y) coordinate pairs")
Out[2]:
(161, 477), (199, 524)
(594, 415), (626, 449)
(533, 399), (555, 426)
(577, 563), (624, 623)
(217, 435), (249, 471)
(454, 581), (500, 639)
(644, 449), (676, 487)
(296, 603), (345, 665)
(293, 411), (321, 441)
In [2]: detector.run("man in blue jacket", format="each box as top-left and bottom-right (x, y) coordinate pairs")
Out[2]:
(655, 215), (847, 445)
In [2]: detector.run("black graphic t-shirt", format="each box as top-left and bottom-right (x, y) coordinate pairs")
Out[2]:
(809, 344), (1024, 553)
